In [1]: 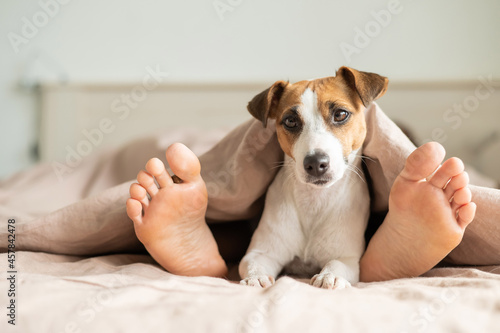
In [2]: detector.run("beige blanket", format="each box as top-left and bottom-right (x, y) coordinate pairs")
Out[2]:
(1, 103), (500, 332)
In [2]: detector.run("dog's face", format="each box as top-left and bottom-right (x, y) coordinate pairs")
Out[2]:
(248, 66), (388, 188)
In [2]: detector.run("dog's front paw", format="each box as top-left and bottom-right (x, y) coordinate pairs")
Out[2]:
(311, 273), (351, 290)
(240, 275), (275, 288)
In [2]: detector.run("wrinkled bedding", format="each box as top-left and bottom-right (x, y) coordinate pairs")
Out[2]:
(4, 251), (500, 333)
(1, 106), (500, 333)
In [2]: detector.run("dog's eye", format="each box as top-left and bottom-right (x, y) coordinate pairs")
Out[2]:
(283, 116), (299, 130)
(333, 110), (350, 123)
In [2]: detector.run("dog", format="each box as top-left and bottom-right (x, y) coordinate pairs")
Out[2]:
(239, 66), (388, 289)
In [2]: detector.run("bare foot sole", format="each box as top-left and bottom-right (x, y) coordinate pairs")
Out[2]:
(126, 143), (227, 278)
(360, 142), (476, 282)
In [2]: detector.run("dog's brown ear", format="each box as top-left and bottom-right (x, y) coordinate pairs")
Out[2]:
(337, 66), (388, 107)
(247, 81), (288, 127)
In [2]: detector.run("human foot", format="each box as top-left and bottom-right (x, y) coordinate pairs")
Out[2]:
(126, 143), (227, 278)
(360, 142), (476, 282)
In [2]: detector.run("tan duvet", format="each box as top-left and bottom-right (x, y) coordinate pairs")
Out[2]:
(1, 103), (500, 333)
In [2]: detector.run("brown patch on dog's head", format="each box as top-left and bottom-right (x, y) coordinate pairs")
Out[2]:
(315, 67), (388, 156)
(247, 67), (388, 160)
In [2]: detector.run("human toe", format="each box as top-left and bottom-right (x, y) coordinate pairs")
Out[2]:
(451, 187), (472, 210)
(126, 198), (143, 224)
(137, 170), (159, 197)
(400, 142), (446, 182)
(457, 202), (476, 229)
(165, 143), (202, 183)
(444, 172), (469, 200)
(130, 183), (149, 210)
(146, 158), (173, 188)
(428, 157), (465, 189)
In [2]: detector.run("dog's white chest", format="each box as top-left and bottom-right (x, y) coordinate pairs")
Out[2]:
(278, 162), (370, 269)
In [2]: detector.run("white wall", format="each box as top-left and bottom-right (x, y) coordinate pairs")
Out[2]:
(1, 0), (500, 179)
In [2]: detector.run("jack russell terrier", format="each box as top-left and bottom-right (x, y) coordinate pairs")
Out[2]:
(239, 66), (388, 290)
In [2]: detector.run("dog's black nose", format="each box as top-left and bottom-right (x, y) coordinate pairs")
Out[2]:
(303, 152), (330, 177)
